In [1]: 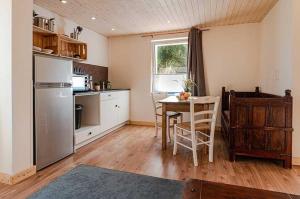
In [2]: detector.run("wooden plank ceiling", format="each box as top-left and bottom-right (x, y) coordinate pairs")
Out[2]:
(34, 0), (278, 37)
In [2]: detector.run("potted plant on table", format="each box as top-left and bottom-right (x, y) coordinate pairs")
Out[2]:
(178, 79), (197, 100)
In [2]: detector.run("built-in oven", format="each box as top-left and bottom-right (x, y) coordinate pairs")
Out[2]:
(72, 74), (89, 92)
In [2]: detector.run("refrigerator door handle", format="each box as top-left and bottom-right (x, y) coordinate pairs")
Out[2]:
(35, 82), (72, 88)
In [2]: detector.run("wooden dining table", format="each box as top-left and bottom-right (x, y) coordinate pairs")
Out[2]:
(159, 96), (205, 150)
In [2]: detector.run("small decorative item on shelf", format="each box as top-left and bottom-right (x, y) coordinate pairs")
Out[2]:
(177, 79), (197, 100)
(71, 26), (83, 40)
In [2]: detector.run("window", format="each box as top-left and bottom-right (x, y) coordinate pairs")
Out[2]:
(152, 38), (188, 93)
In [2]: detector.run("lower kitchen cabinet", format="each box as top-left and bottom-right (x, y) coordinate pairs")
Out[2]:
(99, 90), (130, 132)
(74, 90), (130, 149)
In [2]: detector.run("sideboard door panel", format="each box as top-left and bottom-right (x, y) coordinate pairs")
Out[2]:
(269, 106), (286, 127)
(236, 106), (248, 126)
(268, 130), (286, 152)
(234, 129), (247, 150)
(249, 130), (266, 151)
(252, 106), (267, 127)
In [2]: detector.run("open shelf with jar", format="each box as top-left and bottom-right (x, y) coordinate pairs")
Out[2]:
(32, 25), (87, 61)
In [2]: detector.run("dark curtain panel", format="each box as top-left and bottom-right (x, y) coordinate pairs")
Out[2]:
(187, 27), (206, 96)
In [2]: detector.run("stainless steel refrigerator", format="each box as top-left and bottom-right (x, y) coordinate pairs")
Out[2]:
(34, 55), (74, 170)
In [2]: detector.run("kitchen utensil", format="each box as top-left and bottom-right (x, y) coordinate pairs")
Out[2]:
(89, 76), (94, 91)
(33, 16), (49, 30)
(48, 18), (55, 32)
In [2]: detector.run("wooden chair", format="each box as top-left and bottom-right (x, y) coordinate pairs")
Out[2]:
(151, 92), (183, 142)
(173, 96), (220, 166)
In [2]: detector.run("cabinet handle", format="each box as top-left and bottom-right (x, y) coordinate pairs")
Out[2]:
(108, 94), (111, 97)
(88, 132), (92, 135)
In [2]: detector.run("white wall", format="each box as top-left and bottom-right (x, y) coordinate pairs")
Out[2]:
(109, 35), (154, 122)
(291, 0), (300, 158)
(0, 0), (13, 175)
(11, 0), (33, 174)
(203, 24), (260, 95)
(0, 0), (33, 175)
(259, 0), (293, 95)
(259, 0), (300, 159)
(34, 5), (108, 67)
(109, 24), (260, 122)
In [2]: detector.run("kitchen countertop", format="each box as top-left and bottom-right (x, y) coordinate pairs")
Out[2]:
(74, 89), (130, 96)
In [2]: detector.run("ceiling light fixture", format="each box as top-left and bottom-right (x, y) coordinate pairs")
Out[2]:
(91, 16), (96, 20)
(60, 0), (67, 4)
(111, 28), (115, 31)
(167, 20), (171, 24)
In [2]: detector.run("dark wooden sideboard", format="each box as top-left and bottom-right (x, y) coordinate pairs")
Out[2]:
(221, 87), (293, 168)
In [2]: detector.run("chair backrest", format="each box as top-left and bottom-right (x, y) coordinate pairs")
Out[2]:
(151, 92), (168, 116)
(189, 96), (220, 135)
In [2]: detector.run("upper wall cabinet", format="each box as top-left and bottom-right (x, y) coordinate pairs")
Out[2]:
(33, 25), (87, 61)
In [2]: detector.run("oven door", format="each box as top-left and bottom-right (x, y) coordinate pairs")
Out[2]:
(72, 75), (86, 91)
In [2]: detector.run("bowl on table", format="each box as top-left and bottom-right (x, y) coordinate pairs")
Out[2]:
(177, 92), (191, 100)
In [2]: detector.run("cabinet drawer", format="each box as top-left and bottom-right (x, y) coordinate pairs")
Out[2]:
(75, 127), (98, 145)
(100, 92), (116, 101)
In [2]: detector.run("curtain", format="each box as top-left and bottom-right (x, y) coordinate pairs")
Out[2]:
(187, 27), (206, 96)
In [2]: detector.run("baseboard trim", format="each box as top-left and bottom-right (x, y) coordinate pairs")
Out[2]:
(0, 166), (36, 185)
(129, 121), (221, 130)
(129, 121), (155, 126)
(292, 157), (300, 166)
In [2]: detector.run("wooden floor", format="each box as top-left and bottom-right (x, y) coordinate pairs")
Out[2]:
(1, 125), (300, 198)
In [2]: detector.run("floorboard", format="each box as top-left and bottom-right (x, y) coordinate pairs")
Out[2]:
(0, 125), (299, 198)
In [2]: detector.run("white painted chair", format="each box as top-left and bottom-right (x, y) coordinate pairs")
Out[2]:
(173, 96), (220, 166)
(151, 92), (183, 142)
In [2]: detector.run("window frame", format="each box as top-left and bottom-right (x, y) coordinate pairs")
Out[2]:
(151, 37), (188, 93)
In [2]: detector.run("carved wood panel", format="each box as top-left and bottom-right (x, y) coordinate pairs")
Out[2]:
(267, 130), (286, 152)
(249, 130), (267, 151)
(269, 106), (286, 127)
(252, 106), (266, 127)
(234, 129), (247, 150)
(236, 106), (248, 127)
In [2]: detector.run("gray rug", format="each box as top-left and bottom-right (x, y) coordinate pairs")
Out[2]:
(29, 165), (184, 199)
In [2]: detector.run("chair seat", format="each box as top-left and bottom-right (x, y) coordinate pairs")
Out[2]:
(168, 112), (182, 118)
(176, 122), (210, 131)
(156, 112), (182, 118)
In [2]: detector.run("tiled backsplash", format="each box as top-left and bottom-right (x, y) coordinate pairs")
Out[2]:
(73, 62), (108, 83)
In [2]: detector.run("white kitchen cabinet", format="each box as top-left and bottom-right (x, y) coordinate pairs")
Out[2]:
(99, 98), (118, 132)
(116, 91), (130, 124)
(99, 90), (130, 132)
(74, 90), (130, 150)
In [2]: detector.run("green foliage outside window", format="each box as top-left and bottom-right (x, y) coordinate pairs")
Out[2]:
(156, 44), (188, 74)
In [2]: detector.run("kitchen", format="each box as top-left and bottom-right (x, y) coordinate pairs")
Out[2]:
(1, 0), (300, 198)
(32, 5), (130, 170)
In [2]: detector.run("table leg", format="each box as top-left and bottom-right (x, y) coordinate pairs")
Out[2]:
(162, 103), (167, 150)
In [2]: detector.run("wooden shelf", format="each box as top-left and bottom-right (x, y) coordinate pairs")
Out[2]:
(32, 25), (87, 61)
(32, 50), (58, 57)
(33, 50), (86, 62)
(59, 54), (86, 62)
(33, 25), (56, 36)
(58, 34), (86, 44)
